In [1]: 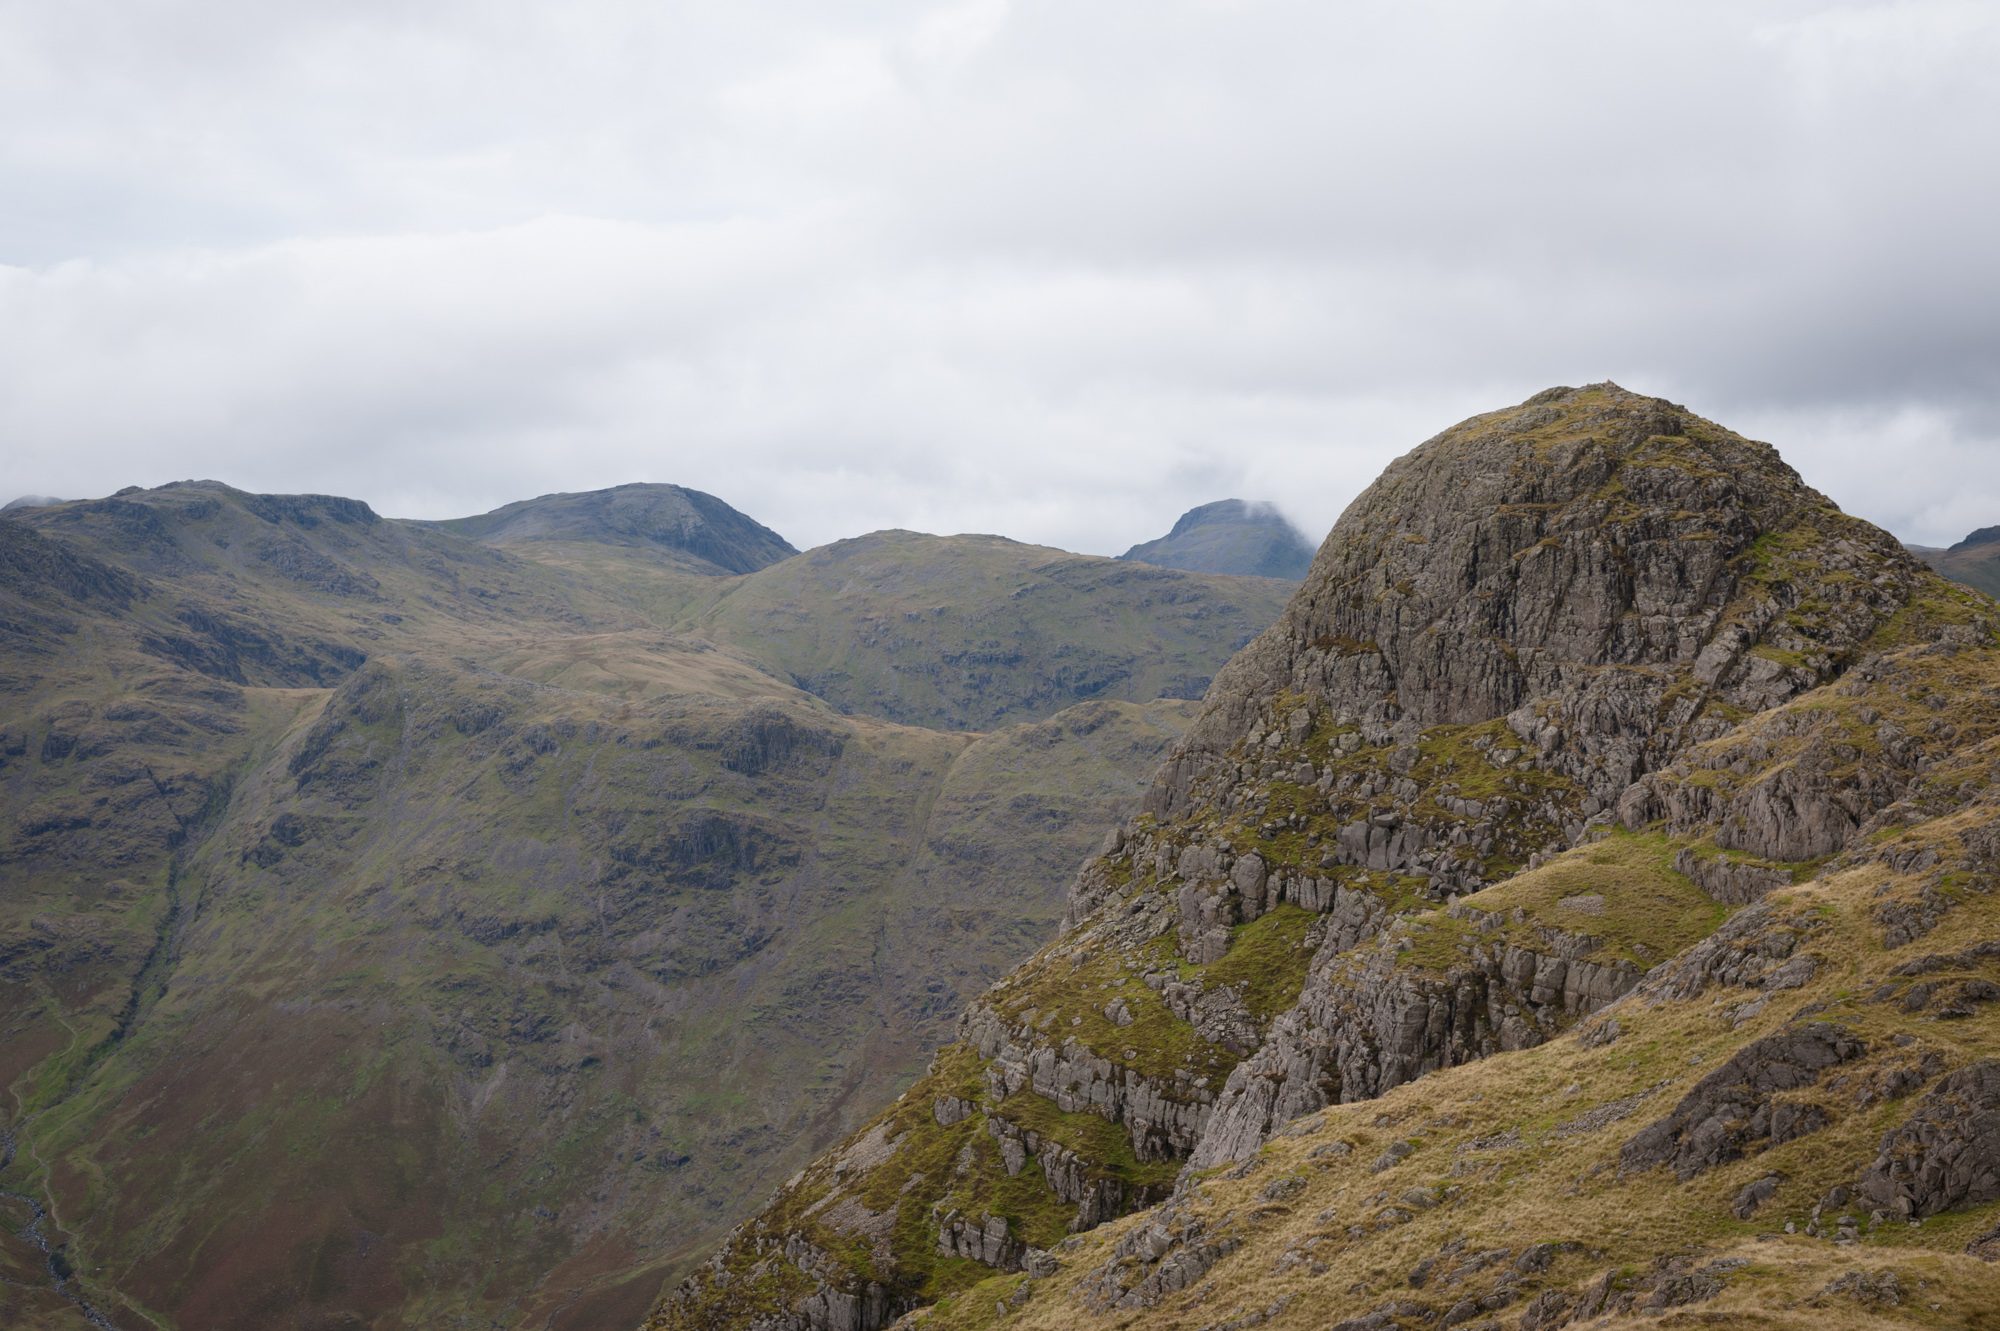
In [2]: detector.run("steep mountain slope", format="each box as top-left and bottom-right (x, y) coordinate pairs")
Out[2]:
(1917, 526), (2000, 598)
(688, 531), (1292, 730)
(651, 383), (2000, 1331)
(0, 484), (1271, 1330)
(426, 481), (799, 576)
(1120, 501), (1316, 580)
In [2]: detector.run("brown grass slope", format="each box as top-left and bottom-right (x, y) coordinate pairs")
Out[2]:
(649, 384), (2000, 1331)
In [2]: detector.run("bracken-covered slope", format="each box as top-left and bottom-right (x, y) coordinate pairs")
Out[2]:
(0, 482), (1278, 1330)
(649, 383), (2000, 1331)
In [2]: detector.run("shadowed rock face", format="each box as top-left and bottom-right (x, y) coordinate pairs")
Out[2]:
(1120, 500), (1317, 580)
(650, 383), (1997, 1331)
(1620, 1023), (1869, 1181)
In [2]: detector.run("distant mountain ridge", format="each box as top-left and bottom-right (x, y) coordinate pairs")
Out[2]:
(423, 480), (798, 575)
(1119, 498), (1315, 580)
(1917, 524), (2000, 598)
(0, 476), (1290, 1331)
(694, 529), (1289, 730)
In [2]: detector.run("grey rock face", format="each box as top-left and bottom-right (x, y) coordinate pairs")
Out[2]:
(1732, 1174), (1783, 1219)
(962, 1006), (1214, 1161)
(935, 1212), (1028, 1270)
(1623, 704), (1920, 863)
(1857, 1059), (2000, 1219)
(982, 1113), (1170, 1235)
(1150, 387), (1918, 834)
(1076, 1196), (1240, 1312)
(717, 1234), (909, 1331)
(1191, 923), (1643, 1169)
(1670, 846), (1791, 905)
(1621, 1023), (1868, 1179)
(1632, 899), (1823, 1004)
(793, 1282), (900, 1331)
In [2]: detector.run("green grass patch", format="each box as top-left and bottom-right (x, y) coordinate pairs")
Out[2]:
(1205, 905), (1319, 1021)
(1451, 829), (1726, 968)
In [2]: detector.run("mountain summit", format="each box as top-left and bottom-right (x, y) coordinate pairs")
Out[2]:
(1120, 498), (1315, 580)
(653, 383), (2000, 1331)
(427, 481), (798, 574)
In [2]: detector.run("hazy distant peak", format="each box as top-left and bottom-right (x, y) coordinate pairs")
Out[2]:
(1162, 498), (1280, 537)
(1120, 497), (1315, 580)
(426, 481), (796, 575)
(1948, 525), (2000, 553)
(2, 494), (65, 512)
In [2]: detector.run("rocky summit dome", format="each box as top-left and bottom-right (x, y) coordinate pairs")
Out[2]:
(652, 385), (2000, 1331)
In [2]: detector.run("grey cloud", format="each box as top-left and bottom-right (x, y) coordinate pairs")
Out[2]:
(0, 0), (1996, 553)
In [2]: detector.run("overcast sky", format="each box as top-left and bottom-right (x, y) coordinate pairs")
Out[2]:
(2, 1), (1996, 553)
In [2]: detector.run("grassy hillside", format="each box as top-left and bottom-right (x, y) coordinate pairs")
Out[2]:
(686, 530), (1293, 731)
(0, 484), (1264, 1330)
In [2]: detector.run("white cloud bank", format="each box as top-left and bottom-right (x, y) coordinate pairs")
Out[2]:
(1, 0), (1996, 551)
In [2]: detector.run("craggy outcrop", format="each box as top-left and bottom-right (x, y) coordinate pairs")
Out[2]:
(1857, 1059), (2000, 1219)
(964, 1006), (1216, 1161)
(1192, 919), (1642, 1168)
(1149, 386), (1917, 831)
(1620, 1023), (1868, 1179)
(647, 385), (1979, 1331)
(1075, 1195), (1240, 1312)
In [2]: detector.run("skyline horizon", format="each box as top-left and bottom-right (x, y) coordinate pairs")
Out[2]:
(4, 4), (1995, 558)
